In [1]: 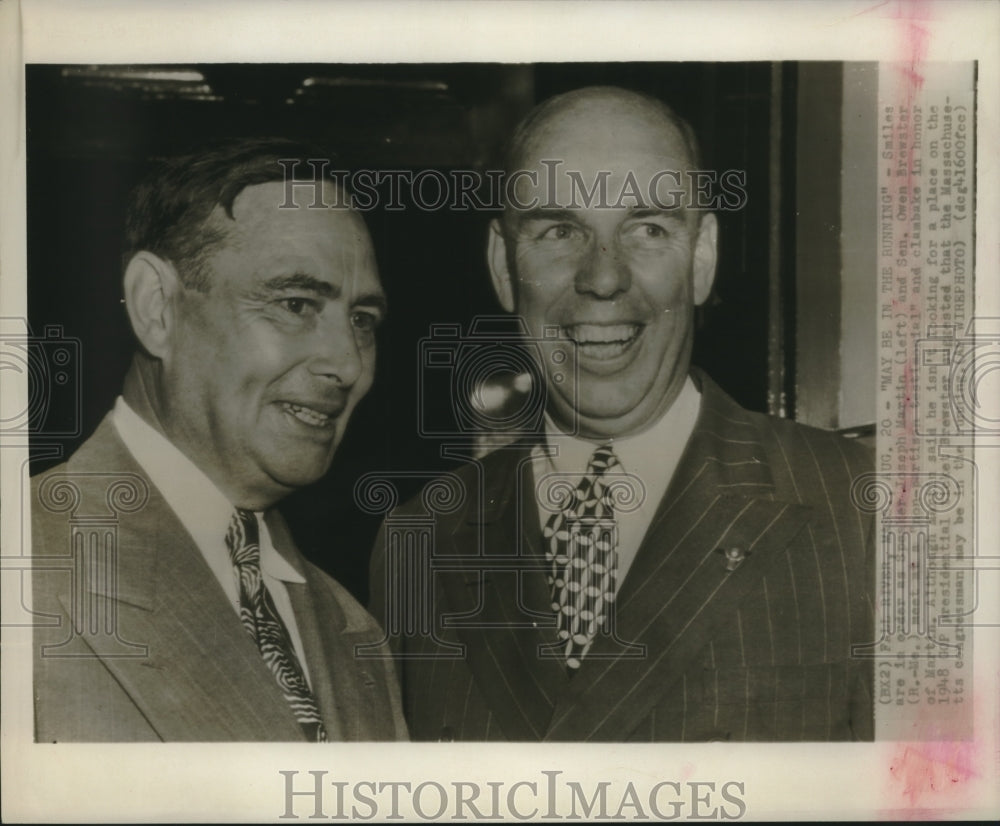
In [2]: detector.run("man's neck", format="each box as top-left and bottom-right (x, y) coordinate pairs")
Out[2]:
(121, 358), (170, 439)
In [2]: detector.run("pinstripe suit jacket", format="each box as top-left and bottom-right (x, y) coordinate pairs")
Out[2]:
(370, 371), (875, 741)
(32, 415), (407, 742)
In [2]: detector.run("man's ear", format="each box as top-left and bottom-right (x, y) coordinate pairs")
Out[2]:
(692, 212), (719, 306)
(487, 218), (516, 313)
(122, 252), (182, 359)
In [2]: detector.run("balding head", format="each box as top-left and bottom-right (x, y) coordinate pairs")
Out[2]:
(487, 85), (719, 440)
(503, 86), (701, 185)
(497, 86), (707, 237)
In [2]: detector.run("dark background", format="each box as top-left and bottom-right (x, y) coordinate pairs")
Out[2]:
(26, 63), (786, 602)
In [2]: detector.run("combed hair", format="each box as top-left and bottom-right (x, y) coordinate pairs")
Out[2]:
(122, 137), (339, 291)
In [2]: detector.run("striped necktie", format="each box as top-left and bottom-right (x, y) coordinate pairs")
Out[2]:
(542, 443), (621, 669)
(225, 508), (327, 742)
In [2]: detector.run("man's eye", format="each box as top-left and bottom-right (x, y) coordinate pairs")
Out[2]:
(351, 310), (380, 332)
(280, 297), (318, 315)
(622, 221), (677, 247)
(539, 224), (580, 241)
(634, 223), (668, 238)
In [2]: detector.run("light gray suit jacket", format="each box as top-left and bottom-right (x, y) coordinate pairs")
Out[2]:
(32, 415), (407, 742)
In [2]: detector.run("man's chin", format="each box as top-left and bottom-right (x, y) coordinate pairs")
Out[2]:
(547, 396), (662, 440)
(546, 382), (647, 434)
(261, 454), (335, 494)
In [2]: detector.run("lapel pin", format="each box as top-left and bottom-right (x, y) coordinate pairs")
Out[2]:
(716, 546), (750, 571)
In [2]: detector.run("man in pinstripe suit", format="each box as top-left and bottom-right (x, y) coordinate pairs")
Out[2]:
(370, 87), (875, 741)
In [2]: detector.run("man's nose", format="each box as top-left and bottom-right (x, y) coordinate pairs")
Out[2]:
(575, 240), (631, 298)
(309, 315), (363, 387)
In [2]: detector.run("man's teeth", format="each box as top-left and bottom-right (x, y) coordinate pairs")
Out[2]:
(282, 402), (332, 427)
(563, 324), (640, 359)
(564, 324), (639, 344)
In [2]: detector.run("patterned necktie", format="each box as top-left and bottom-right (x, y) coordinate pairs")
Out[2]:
(225, 508), (327, 742)
(542, 444), (621, 669)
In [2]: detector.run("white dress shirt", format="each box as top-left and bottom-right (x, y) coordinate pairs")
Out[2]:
(112, 397), (313, 685)
(531, 376), (701, 590)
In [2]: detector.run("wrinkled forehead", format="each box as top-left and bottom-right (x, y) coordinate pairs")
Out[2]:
(207, 180), (380, 285)
(506, 104), (697, 212)
(210, 181), (368, 248)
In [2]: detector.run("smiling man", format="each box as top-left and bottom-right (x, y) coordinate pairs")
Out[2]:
(371, 87), (875, 742)
(488, 89), (717, 445)
(32, 139), (406, 742)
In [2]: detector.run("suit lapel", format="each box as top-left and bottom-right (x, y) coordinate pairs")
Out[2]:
(60, 420), (305, 741)
(267, 510), (393, 741)
(544, 375), (813, 741)
(263, 511), (345, 740)
(440, 445), (570, 740)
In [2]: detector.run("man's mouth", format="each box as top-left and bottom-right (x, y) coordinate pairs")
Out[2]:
(562, 323), (642, 360)
(279, 401), (338, 429)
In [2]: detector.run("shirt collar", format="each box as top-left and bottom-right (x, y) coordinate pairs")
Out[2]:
(112, 397), (304, 585)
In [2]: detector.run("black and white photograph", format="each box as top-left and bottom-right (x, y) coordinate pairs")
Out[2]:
(2, 0), (998, 821)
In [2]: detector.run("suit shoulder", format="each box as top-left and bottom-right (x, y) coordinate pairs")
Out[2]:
(30, 459), (73, 543)
(750, 408), (871, 465)
(29, 428), (149, 537)
(743, 409), (873, 504)
(30, 458), (71, 494)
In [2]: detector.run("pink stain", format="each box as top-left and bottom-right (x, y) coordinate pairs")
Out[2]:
(894, 2), (932, 184)
(887, 739), (980, 811)
(881, 675), (995, 817)
(871, 4), (988, 819)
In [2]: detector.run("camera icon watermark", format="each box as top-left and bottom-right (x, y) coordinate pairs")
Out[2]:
(915, 318), (1000, 438)
(0, 317), (82, 440)
(417, 315), (579, 441)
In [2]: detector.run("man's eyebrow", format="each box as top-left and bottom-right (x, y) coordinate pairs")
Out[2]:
(261, 274), (338, 296)
(513, 207), (581, 225)
(352, 291), (388, 316)
(626, 207), (687, 222)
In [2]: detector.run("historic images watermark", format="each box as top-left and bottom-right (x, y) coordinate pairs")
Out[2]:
(416, 317), (579, 440)
(32, 472), (150, 660)
(278, 770), (748, 821)
(0, 317), (81, 630)
(277, 160), (749, 212)
(0, 318), (151, 658)
(358, 459), (649, 663)
(0, 318), (82, 442)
